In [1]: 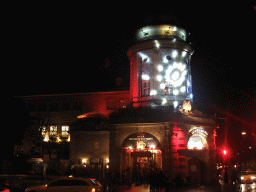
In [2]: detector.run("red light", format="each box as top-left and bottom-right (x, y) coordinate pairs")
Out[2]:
(223, 150), (227, 155)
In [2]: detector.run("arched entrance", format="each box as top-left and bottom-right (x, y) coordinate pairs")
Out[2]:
(120, 132), (162, 183)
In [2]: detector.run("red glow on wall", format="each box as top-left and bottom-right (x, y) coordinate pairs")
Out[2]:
(171, 125), (187, 173)
(172, 126), (186, 148)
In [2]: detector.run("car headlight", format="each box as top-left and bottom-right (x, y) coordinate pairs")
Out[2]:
(241, 176), (244, 180)
(251, 176), (256, 180)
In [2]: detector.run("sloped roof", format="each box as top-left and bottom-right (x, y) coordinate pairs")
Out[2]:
(109, 106), (215, 126)
(109, 106), (180, 124)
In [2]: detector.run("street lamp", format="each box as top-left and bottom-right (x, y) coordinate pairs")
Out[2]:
(242, 132), (246, 135)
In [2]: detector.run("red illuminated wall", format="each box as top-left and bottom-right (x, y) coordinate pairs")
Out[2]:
(129, 54), (139, 106)
(171, 124), (188, 175)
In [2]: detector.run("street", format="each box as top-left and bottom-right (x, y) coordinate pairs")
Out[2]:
(1, 175), (256, 192)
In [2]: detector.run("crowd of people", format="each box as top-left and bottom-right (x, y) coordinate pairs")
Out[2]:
(121, 163), (175, 192)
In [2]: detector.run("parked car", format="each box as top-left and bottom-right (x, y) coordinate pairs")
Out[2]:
(240, 170), (256, 184)
(25, 177), (102, 192)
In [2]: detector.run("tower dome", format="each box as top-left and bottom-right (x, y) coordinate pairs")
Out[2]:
(128, 24), (193, 108)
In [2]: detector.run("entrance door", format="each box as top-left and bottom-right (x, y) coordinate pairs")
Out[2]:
(90, 158), (103, 179)
(188, 158), (206, 185)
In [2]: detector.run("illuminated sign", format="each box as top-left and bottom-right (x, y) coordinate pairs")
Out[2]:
(191, 128), (208, 136)
(121, 132), (160, 149)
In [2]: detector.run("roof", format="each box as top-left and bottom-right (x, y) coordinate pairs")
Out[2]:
(109, 106), (178, 124)
(109, 106), (215, 126)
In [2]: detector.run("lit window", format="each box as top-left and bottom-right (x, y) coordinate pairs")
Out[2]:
(40, 126), (46, 136)
(50, 126), (57, 137)
(120, 100), (128, 108)
(62, 126), (69, 138)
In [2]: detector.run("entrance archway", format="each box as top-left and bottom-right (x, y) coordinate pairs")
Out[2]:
(120, 132), (162, 183)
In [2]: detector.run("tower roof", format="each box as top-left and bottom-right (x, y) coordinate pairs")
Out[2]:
(142, 12), (182, 28)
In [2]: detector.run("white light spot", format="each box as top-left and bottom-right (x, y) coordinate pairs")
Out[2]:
(173, 90), (179, 95)
(150, 90), (157, 96)
(157, 65), (163, 72)
(160, 83), (165, 89)
(173, 101), (178, 108)
(154, 40), (160, 48)
(180, 86), (186, 93)
(172, 50), (178, 58)
(172, 71), (180, 80)
(156, 75), (162, 81)
(142, 74), (150, 80)
(162, 98), (167, 105)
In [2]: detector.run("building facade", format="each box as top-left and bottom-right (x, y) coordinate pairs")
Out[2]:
(19, 91), (129, 175)
(18, 24), (217, 184)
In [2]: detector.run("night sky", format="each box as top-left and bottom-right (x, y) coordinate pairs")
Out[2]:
(2, 3), (256, 122)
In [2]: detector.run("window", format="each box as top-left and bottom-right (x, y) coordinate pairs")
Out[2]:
(50, 103), (59, 111)
(107, 100), (116, 110)
(38, 103), (47, 111)
(40, 126), (46, 136)
(61, 126), (69, 138)
(62, 102), (70, 111)
(50, 126), (57, 137)
(120, 100), (128, 108)
(142, 80), (150, 97)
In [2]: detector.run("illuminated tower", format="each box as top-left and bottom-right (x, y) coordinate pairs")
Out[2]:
(128, 25), (193, 108)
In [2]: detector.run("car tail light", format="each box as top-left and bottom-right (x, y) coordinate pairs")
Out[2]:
(90, 188), (95, 192)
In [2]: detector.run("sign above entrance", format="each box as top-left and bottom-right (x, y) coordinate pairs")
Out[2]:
(121, 132), (161, 149)
(190, 128), (208, 136)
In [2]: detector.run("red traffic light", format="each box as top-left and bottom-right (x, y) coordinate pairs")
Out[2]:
(223, 150), (227, 155)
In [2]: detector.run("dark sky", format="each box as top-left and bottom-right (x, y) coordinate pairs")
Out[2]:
(2, 2), (256, 120)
